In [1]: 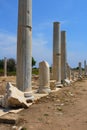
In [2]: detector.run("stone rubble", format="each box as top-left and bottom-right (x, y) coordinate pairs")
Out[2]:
(0, 82), (30, 108)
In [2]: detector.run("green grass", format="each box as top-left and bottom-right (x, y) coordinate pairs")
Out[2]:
(32, 68), (39, 75)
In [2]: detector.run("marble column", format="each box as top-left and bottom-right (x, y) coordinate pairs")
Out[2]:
(61, 31), (66, 81)
(66, 63), (71, 80)
(17, 0), (32, 97)
(71, 70), (75, 80)
(84, 60), (86, 75)
(53, 22), (61, 83)
(78, 62), (82, 77)
(4, 57), (7, 77)
(38, 61), (51, 94)
(86, 65), (87, 75)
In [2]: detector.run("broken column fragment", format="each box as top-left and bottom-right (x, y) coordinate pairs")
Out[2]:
(38, 61), (51, 94)
(1, 82), (30, 108)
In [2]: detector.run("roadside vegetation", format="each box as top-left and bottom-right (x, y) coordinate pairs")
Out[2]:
(0, 57), (39, 76)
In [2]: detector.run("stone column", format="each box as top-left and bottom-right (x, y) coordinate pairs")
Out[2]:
(66, 63), (68, 79)
(38, 61), (51, 94)
(84, 60), (86, 75)
(67, 65), (71, 80)
(78, 62), (82, 77)
(66, 63), (71, 80)
(86, 65), (87, 76)
(61, 31), (66, 81)
(71, 70), (75, 80)
(53, 22), (61, 84)
(4, 57), (7, 77)
(17, 0), (32, 97)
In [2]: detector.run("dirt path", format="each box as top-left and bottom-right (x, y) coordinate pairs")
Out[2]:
(0, 79), (87, 130)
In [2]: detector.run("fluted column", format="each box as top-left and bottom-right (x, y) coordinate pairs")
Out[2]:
(17, 0), (32, 97)
(53, 22), (61, 83)
(78, 62), (82, 77)
(84, 60), (86, 76)
(61, 31), (66, 81)
(4, 57), (7, 77)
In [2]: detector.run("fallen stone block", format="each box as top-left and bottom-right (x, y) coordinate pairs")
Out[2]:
(0, 113), (19, 124)
(1, 82), (30, 108)
(64, 79), (71, 86)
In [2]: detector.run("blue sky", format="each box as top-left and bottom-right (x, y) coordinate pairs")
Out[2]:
(0, 0), (87, 67)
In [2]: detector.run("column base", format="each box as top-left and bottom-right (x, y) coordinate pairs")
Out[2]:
(24, 91), (34, 102)
(55, 82), (63, 88)
(38, 87), (51, 94)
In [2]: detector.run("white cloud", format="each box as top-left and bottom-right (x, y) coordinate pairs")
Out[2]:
(0, 31), (52, 67)
(0, 32), (16, 59)
(32, 33), (52, 67)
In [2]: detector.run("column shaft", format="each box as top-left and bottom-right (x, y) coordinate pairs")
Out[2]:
(53, 22), (61, 82)
(61, 31), (66, 81)
(78, 62), (82, 76)
(17, 0), (32, 92)
(84, 60), (86, 75)
(4, 57), (7, 77)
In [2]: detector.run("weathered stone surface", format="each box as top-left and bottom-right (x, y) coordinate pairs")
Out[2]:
(4, 57), (7, 77)
(0, 113), (19, 124)
(17, 0), (32, 93)
(12, 126), (18, 130)
(53, 22), (61, 82)
(61, 31), (67, 81)
(38, 61), (51, 94)
(1, 82), (29, 108)
(64, 79), (71, 86)
(55, 82), (63, 88)
(50, 80), (56, 90)
(66, 63), (71, 80)
(84, 60), (86, 76)
(78, 62), (82, 77)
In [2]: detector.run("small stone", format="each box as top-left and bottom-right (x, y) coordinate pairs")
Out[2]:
(12, 126), (18, 130)
(68, 92), (74, 96)
(18, 126), (23, 130)
(57, 107), (62, 111)
(64, 79), (71, 85)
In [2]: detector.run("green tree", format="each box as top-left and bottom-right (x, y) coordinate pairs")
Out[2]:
(0, 59), (4, 69)
(32, 57), (36, 67)
(7, 58), (16, 72)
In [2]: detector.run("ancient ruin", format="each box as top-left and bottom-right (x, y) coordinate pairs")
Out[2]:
(84, 60), (87, 76)
(38, 61), (51, 94)
(53, 22), (61, 84)
(16, 0), (33, 98)
(78, 62), (82, 77)
(61, 31), (67, 81)
(4, 57), (7, 77)
(0, 1), (87, 129)
(0, 82), (29, 108)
